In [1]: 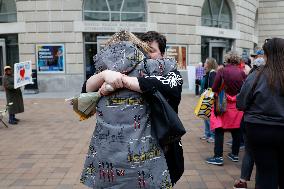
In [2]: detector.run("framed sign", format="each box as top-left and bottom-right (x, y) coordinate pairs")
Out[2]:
(36, 44), (65, 73)
(14, 61), (33, 89)
(165, 45), (187, 70)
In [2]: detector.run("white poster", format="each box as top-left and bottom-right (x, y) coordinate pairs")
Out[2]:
(14, 61), (33, 89)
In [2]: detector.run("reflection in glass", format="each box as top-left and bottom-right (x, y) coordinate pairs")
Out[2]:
(0, 0), (17, 23)
(85, 44), (97, 79)
(121, 13), (145, 22)
(201, 0), (232, 29)
(84, 12), (109, 21)
(111, 13), (120, 21)
(0, 34), (19, 67)
(84, 0), (108, 11)
(122, 0), (145, 12)
(83, 0), (146, 22)
(108, 0), (123, 11)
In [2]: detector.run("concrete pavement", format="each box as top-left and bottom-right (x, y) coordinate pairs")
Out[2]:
(0, 95), (255, 189)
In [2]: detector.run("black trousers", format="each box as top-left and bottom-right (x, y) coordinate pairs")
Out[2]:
(214, 127), (241, 157)
(246, 123), (284, 189)
(195, 79), (201, 95)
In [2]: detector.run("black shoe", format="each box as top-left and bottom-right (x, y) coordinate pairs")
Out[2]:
(14, 118), (20, 122)
(9, 120), (18, 125)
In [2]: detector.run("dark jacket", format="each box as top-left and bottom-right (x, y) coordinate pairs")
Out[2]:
(212, 64), (246, 96)
(203, 70), (216, 90)
(236, 69), (284, 126)
(138, 69), (184, 185)
(3, 75), (24, 114)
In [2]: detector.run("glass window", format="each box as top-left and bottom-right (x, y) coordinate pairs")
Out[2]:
(108, 0), (123, 11)
(83, 0), (146, 22)
(0, 0), (17, 23)
(0, 34), (19, 67)
(201, 0), (232, 29)
(122, 0), (145, 12)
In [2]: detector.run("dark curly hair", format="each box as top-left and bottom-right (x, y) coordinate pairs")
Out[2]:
(140, 31), (167, 55)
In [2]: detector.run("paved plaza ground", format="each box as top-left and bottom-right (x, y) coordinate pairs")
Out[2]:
(0, 94), (255, 189)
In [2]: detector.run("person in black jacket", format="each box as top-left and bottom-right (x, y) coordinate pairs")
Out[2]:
(237, 38), (284, 189)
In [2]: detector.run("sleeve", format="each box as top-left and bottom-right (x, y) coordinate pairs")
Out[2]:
(4, 77), (15, 90)
(81, 80), (87, 93)
(138, 69), (183, 111)
(236, 72), (256, 111)
(208, 71), (217, 88)
(212, 69), (222, 92)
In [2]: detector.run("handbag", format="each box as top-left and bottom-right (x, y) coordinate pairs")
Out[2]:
(142, 88), (186, 147)
(194, 88), (214, 120)
(214, 75), (227, 116)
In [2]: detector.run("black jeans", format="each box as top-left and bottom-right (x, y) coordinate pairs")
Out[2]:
(195, 79), (201, 95)
(246, 123), (284, 189)
(240, 118), (255, 181)
(214, 127), (241, 157)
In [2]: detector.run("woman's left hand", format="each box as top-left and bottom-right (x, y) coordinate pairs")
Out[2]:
(122, 76), (141, 93)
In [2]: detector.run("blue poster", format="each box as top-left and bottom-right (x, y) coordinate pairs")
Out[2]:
(37, 44), (65, 73)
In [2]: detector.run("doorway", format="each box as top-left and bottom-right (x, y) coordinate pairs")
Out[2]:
(0, 38), (6, 90)
(209, 40), (227, 65)
(201, 37), (233, 65)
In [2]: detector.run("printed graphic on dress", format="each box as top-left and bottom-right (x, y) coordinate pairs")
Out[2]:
(127, 136), (161, 168)
(107, 96), (144, 107)
(159, 170), (172, 189)
(94, 125), (125, 145)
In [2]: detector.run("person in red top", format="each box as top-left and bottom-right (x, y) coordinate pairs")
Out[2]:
(206, 51), (246, 166)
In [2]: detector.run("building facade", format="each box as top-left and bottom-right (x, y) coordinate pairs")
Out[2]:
(0, 0), (280, 92)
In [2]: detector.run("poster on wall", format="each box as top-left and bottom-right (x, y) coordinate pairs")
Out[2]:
(36, 44), (65, 73)
(14, 61), (33, 89)
(165, 45), (187, 70)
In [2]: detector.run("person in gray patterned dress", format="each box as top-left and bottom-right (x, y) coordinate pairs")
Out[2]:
(81, 31), (183, 189)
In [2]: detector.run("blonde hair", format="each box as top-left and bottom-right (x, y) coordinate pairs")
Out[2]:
(206, 58), (218, 71)
(105, 30), (152, 54)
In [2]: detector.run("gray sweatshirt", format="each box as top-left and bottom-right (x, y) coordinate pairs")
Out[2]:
(236, 69), (284, 126)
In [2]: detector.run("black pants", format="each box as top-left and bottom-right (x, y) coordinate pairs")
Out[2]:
(240, 118), (256, 181)
(246, 123), (284, 189)
(195, 79), (201, 95)
(214, 127), (241, 157)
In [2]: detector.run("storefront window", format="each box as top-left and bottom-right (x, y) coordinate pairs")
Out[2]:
(83, 0), (146, 22)
(0, 0), (17, 23)
(201, 0), (232, 29)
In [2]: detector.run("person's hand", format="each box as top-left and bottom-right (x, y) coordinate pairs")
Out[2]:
(102, 70), (123, 89)
(98, 82), (115, 96)
(122, 75), (141, 93)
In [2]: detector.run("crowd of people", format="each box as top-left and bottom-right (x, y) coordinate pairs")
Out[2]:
(196, 38), (284, 189)
(3, 29), (284, 189)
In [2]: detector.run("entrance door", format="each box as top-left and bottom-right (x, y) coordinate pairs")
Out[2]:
(209, 40), (227, 65)
(0, 39), (7, 90)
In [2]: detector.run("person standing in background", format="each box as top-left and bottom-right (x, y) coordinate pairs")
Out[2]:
(206, 51), (246, 166)
(200, 58), (218, 143)
(3, 66), (24, 125)
(195, 62), (205, 95)
(237, 38), (284, 189)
